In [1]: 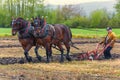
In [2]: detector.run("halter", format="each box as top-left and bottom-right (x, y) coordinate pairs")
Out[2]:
(12, 20), (16, 26)
(33, 19), (40, 28)
(12, 20), (18, 30)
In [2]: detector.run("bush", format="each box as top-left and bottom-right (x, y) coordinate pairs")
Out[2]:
(89, 9), (109, 28)
(108, 14), (120, 28)
(63, 16), (90, 28)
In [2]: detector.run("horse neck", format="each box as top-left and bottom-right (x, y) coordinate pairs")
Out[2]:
(18, 23), (28, 34)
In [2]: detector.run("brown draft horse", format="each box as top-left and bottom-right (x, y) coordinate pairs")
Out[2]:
(11, 17), (42, 62)
(33, 17), (72, 63)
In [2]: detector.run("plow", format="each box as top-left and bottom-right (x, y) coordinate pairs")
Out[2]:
(77, 43), (109, 60)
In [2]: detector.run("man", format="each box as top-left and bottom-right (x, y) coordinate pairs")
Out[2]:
(99, 27), (116, 59)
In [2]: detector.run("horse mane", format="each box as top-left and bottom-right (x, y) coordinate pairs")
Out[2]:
(16, 17), (28, 27)
(16, 17), (25, 21)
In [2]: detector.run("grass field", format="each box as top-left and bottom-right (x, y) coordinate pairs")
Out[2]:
(1, 28), (120, 38)
(71, 28), (120, 38)
(0, 28), (11, 37)
(0, 61), (120, 80)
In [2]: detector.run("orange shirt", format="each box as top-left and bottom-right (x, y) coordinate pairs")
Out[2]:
(100, 32), (116, 47)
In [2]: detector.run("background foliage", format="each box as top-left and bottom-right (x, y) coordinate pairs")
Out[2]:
(0, 0), (120, 28)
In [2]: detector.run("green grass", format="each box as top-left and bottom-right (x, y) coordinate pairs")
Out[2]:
(0, 28), (120, 38)
(71, 28), (120, 38)
(0, 28), (11, 37)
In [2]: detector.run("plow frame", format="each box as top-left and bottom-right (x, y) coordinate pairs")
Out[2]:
(78, 43), (109, 60)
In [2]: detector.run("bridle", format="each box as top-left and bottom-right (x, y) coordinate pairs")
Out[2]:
(12, 19), (26, 31)
(33, 19), (42, 31)
(34, 19), (41, 27)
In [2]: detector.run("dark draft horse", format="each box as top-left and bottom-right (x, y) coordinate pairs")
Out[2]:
(33, 17), (72, 63)
(11, 17), (42, 62)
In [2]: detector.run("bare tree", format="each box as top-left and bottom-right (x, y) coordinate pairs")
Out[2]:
(60, 5), (83, 20)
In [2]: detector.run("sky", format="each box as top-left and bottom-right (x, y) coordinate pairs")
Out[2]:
(44, 0), (115, 5)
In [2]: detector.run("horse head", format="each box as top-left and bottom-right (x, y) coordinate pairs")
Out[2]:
(33, 17), (47, 37)
(32, 17), (41, 37)
(11, 17), (27, 36)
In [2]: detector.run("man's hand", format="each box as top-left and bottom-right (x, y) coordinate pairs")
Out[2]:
(105, 42), (111, 49)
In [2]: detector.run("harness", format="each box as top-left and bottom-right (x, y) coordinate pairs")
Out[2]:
(18, 25), (34, 39)
(37, 24), (55, 39)
(49, 25), (55, 39)
(37, 24), (49, 38)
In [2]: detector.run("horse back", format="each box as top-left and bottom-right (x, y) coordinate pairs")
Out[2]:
(53, 24), (72, 42)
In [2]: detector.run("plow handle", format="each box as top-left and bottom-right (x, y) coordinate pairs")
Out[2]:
(95, 43), (110, 59)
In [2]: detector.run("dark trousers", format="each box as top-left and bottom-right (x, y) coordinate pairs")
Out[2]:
(104, 46), (112, 59)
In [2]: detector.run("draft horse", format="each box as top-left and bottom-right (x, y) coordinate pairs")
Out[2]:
(11, 17), (42, 62)
(33, 17), (72, 63)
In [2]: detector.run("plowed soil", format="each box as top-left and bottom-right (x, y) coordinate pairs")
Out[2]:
(0, 37), (120, 80)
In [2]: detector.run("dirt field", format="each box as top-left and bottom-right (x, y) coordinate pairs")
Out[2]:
(0, 37), (120, 80)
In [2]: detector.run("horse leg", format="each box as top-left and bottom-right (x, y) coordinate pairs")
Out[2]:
(23, 45), (32, 62)
(24, 50), (32, 62)
(64, 42), (72, 61)
(57, 43), (64, 63)
(34, 46), (41, 61)
(49, 44), (53, 61)
(45, 43), (51, 63)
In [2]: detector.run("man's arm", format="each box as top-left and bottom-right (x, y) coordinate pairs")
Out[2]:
(99, 39), (105, 45)
(106, 32), (116, 47)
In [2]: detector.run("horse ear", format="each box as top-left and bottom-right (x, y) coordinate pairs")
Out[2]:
(12, 16), (14, 20)
(41, 16), (44, 19)
(26, 18), (29, 21)
(45, 16), (48, 18)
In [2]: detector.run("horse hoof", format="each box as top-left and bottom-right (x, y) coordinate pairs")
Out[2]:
(27, 56), (32, 62)
(50, 56), (53, 62)
(46, 61), (50, 63)
(37, 56), (42, 61)
(66, 56), (72, 61)
(60, 60), (64, 63)
(19, 59), (24, 64)
(59, 59), (64, 63)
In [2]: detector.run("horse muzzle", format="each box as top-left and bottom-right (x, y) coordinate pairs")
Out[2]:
(12, 31), (17, 36)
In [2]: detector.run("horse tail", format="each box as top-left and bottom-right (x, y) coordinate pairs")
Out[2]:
(64, 25), (79, 50)
(64, 25), (72, 41)
(68, 27), (72, 40)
